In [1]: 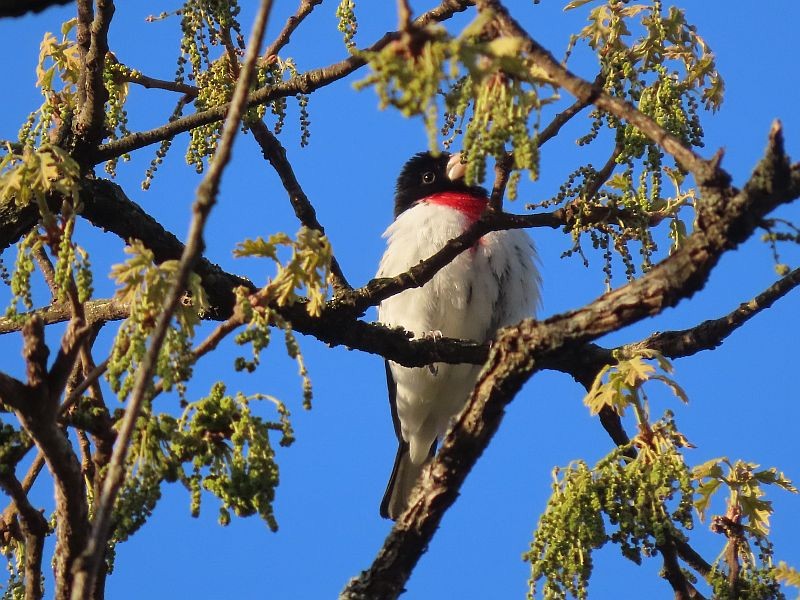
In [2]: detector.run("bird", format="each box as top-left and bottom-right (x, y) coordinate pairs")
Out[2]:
(376, 151), (541, 520)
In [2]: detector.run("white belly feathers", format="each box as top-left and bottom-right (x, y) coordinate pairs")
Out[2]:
(377, 201), (540, 464)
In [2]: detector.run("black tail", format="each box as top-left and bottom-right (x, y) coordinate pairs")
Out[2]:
(381, 442), (419, 519)
(380, 441), (435, 520)
(381, 360), (436, 519)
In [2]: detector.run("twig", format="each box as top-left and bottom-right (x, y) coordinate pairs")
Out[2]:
(538, 91), (595, 146)
(91, 0), (471, 164)
(122, 70), (198, 95)
(60, 358), (110, 416)
(475, 0), (712, 181)
(397, 0), (413, 31)
(70, 1), (276, 595)
(264, 0), (322, 59)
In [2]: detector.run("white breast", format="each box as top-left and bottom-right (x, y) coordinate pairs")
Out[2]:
(377, 201), (541, 464)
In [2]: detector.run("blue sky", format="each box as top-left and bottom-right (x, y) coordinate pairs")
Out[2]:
(2, 2), (800, 598)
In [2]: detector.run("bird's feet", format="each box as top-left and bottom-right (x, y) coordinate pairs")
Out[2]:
(421, 330), (443, 374)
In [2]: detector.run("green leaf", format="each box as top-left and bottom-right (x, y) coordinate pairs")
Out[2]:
(694, 478), (721, 521)
(739, 494), (773, 536)
(753, 467), (798, 493)
(775, 562), (800, 591)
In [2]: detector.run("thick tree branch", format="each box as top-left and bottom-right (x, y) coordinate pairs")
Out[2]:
(74, 0), (115, 164)
(9, 317), (89, 599)
(340, 125), (799, 599)
(0, 0), (73, 18)
(78, 179), (251, 319)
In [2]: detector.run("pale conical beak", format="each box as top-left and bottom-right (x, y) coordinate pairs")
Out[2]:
(446, 152), (467, 181)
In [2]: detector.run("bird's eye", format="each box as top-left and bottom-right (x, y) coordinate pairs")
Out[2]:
(422, 171), (436, 184)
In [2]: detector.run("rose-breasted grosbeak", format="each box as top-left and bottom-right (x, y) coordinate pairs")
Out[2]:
(377, 151), (541, 519)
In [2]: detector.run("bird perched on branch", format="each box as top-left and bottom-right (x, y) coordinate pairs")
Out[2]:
(376, 151), (541, 520)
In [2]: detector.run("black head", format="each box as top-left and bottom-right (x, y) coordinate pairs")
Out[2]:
(393, 151), (487, 218)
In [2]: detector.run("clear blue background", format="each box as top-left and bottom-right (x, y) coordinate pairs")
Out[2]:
(2, 2), (799, 598)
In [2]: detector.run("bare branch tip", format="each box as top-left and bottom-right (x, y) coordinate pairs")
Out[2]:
(767, 119), (786, 155)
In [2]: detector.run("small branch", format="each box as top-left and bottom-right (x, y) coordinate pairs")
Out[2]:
(263, 0), (322, 59)
(122, 70), (198, 95)
(249, 120), (351, 291)
(32, 244), (59, 301)
(342, 209), (563, 315)
(674, 538), (712, 579)
(0, 299), (127, 335)
(397, 0), (413, 31)
(583, 141), (623, 201)
(0, 472), (47, 600)
(91, 0), (471, 164)
(489, 152), (512, 211)
(657, 530), (693, 600)
(625, 266), (800, 359)
(61, 358), (110, 417)
(537, 87), (596, 146)
(71, 1), (276, 594)
(0, 452), (45, 542)
(475, 0), (712, 181)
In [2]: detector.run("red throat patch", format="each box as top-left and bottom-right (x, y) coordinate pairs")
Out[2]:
(424, 191), (487, 223)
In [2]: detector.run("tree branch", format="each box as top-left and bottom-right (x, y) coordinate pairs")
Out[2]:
(0, 0), (73, 18)
(475, 0), (712, 181)
(248, 120), (351, 291)
(264, 0), (322, 59)
(78, 179), (251, 319)
(0, 452), (45, 543)
(657, 529), (695, 600)
(121, 69), (198, 95)
(0, 471), (47, 600)
(340, 124), (800, 599)
(74, 0), (115, 164)
(90, 0), (471, 164)
(8, 317), (90, 599)
(71, 2), (275, 594)
(489, 152), (512, 211)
